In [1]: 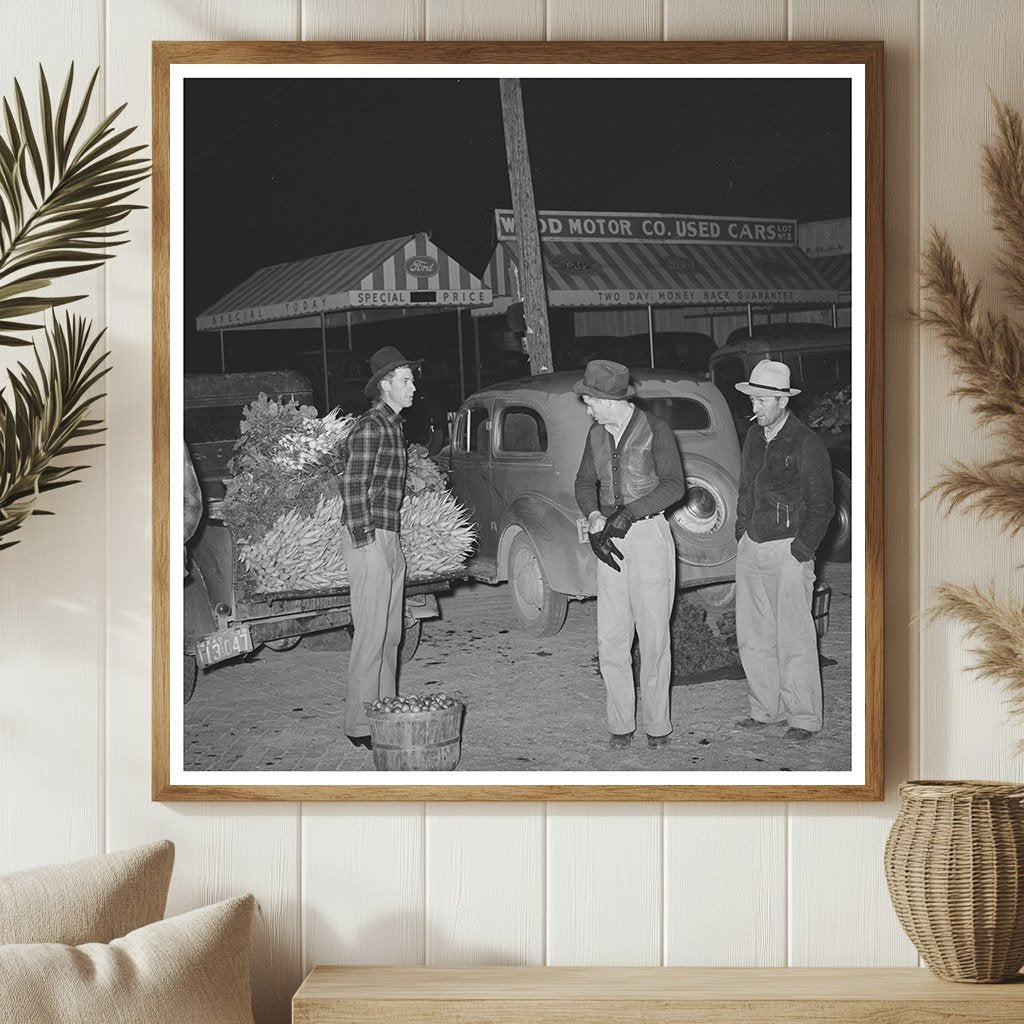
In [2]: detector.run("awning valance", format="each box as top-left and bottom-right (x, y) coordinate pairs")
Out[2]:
(197, 232), (491, 332)
(477, 238), (838, 315)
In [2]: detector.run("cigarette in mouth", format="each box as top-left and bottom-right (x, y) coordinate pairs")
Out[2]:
(748, 413), (759, 420)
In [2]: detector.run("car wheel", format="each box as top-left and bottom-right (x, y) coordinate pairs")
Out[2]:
(184, 654), (198, 704)
(264, 635), (302, 652)
(821, 468), (852, 563)
(508, 532), (568, 637)
(399, 619), (422, 663)
(695, 581), (736, 609)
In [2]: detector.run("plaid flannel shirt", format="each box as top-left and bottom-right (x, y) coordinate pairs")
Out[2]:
(339, 400), (407, 548)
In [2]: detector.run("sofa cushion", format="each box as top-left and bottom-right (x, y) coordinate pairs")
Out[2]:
(0, 840), (174, 945)
(0, 893), (256, 1024)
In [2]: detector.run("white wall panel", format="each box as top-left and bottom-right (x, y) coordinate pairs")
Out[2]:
(788, 0), (922, 969)
(918, 0), (1024, 780)
(424, 803), (545, 964)
(426, 0), (544, 40)
(664, 804), (786, 965)
(303, 0), (425, 40)
(665, 0), (786, 39)
(547, 0), (662, 41)
(303, 805), (426, 968)
(103, 5), (303, 1022)
(547, 803), (662, 964)
(0, 0), (106, 873)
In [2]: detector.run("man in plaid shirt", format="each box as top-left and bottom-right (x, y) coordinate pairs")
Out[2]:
(339, 346), (422, 748)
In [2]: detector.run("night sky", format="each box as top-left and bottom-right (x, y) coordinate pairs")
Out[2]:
(183, 75), (851, 370)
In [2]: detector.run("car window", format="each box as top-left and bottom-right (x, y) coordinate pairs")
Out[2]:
(453, 405), (490, 454)
(497, 406), (548, 454)
(185, 405), (250, 444)
(799, 349), (851, 385)
(633, 396), (711, 431)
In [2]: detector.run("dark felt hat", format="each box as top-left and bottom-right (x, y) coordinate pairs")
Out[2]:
(364, 346), (424, 398)
(571, 359), (636, 401)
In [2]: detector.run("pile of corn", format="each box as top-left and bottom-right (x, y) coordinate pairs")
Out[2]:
(233, 412), (475, 593)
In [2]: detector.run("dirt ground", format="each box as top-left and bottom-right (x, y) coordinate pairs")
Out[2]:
(184, 561), (852, 774)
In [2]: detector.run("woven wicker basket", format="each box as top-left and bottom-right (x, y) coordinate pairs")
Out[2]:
(884, 780), (1024, 982)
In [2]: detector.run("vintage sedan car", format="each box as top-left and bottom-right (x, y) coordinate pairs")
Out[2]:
(447, 370), (741, 636)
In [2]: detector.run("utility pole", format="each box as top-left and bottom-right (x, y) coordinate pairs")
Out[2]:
(499, 78), (553, 375)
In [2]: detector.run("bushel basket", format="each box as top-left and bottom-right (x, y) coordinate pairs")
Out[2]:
(366, 700), (464, 772)
(884, 780), (1024, 982)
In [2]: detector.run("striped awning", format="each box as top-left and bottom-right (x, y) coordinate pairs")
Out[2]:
(810, 253), (852, 293)
(197, 233), (491, 332)
(478, 238), (838, 314)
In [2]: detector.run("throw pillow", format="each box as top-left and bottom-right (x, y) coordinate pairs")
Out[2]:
(0, 839), (174, 945)
(0, 893), (257, 1024)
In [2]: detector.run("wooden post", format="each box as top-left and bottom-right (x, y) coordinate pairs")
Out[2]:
(473, 314), (482, 392)
(499, 78), (553, 375)
(647, 305), (655, 367)
(320, 312), (330, 413)
(219, 329), (225, 371)
(457, 309), (466, 403)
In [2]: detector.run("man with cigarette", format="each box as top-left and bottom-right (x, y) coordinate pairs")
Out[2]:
(573, 360), (686, 750)
(733, 359), (834, 740)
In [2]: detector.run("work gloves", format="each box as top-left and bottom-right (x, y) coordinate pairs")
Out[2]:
(603, 505), (636, 540)
(589, 526), (623, 572)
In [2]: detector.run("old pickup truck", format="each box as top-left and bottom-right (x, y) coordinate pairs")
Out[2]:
(182, 371), (455, 703)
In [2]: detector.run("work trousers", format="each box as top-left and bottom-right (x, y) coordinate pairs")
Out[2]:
(339, 527), (406, 738)
(735, 534), (823, 732)
(596, 515), (676, 737)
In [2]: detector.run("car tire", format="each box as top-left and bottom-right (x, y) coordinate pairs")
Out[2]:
(264, 635), (302, 652)
(508, 532), (568, 637)
(695, 581), (736, 609)
(184, 654), (198, 704)
(399, 619), (422, 663)
(821, 468), (852, 563)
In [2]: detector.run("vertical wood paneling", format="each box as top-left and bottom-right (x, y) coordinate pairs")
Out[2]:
(425, 0), (545, 40)
(0, 0), (106, 874)
(303, 806), (426, 967)
(664, 0), (786, 39)
(787, 0), (923, 969)
(424, 804), (545, 964)
(547, 1), (662, 41)
(918, 0), (1024, 780)
(547, 803), (662, 964)
(303, 0), (425, 39)
(665, 805), (786, 965)
(104, 5), (302, 1023)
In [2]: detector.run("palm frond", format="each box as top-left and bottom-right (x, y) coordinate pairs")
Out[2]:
(0, 65), (149, 346)
(0, 312), (110, 546)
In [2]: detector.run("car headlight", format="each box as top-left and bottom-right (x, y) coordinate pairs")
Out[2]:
(672, 477), (727, 535)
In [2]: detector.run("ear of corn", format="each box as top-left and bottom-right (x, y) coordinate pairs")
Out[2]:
(231, 406), (476, 594)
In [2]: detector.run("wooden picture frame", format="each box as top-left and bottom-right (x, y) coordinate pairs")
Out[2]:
(154, 41), (883, 801)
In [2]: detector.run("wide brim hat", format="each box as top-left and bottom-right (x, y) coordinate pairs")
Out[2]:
(735, 358), (801, 397)
(572, 358), (636, 400)
(364, 346), (424, 397)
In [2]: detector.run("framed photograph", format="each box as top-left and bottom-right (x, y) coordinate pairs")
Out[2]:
(154, 41), (883, 801)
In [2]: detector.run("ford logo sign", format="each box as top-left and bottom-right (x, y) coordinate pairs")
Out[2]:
(552, 256), (601, 275)
(405, 256), (439, 277)
(660, 256), (702, 274)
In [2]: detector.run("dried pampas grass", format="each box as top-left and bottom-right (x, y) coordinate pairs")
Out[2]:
(920, 98), (1024, 724)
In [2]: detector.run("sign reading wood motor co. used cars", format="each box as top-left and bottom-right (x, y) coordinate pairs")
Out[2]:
(495, 209), (797, 246)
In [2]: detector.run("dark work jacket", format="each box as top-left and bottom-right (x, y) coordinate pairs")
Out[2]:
(574, 407), (686, 519)
(735, 412), (834, 562)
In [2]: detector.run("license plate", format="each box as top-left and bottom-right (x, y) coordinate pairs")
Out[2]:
(576, 517), (589, 544)
(195, 625), (253, 668)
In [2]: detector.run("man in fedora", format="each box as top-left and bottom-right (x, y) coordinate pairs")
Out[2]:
(338, 346), (422, 748)
(573, 360), (686, 750)
(734, 359), (834, 740)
